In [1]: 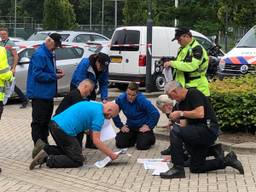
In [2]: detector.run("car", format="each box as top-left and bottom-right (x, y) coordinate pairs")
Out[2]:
(27, 30), (109, 43)
(14, 41), (97, 96)
(218, 25), (256, 78)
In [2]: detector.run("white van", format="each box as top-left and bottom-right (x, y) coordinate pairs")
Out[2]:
(218, 25), (256, 78)
(109, 26), (218, 91)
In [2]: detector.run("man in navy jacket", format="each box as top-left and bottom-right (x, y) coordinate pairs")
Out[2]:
(27, 33), (64, 148)
(113, 82), (160, 150)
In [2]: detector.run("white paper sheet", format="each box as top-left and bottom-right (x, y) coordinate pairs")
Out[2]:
(94, 148), (128, 168)
(143, 161), (169, 176)
(137, 158), (164, 164)
(162, 68), (173, 83)
(100, 119), (116, 142)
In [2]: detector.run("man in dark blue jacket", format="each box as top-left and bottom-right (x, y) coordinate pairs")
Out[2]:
(113, 82), (160, 150)
(70, 52), (110, 102)
(27, 33), (64, 148)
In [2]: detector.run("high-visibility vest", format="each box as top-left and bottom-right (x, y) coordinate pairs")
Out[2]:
(0, 47), (12, 101)
(171, 39), (210, 96)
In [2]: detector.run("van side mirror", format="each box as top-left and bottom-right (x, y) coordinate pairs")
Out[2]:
(19, 57), (30, 65)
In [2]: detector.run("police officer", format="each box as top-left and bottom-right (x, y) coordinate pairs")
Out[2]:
(0, 46), (13, 120)
(164, 28), (210, 96)
(160, 81), (244, 179)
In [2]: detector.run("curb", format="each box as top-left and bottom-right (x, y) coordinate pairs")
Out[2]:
(155, 130), (256, 155)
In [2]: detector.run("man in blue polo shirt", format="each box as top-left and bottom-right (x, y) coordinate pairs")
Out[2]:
(29, 101), (119, 169)
(113, 82), (160, 150)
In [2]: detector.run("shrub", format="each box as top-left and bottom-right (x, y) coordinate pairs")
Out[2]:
(209, 75), (256, 133)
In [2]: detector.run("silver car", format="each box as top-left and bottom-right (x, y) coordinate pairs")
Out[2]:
(27, 31), (109, 43)
(15, 41), (96, 95)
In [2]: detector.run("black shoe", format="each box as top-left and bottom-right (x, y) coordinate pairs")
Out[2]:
(20, 100), (29, 109)
(161, 146), (171, 155)
(160, 165), (185, 179)
(208, 143), (224, 159)
(224, 151), (244, 174)
(32, 139), (46, 158)
(29, 150), (48, 170)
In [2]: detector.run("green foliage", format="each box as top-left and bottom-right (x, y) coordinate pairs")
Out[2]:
(43, 0), (77, 30)
(209, 75), (256, 132)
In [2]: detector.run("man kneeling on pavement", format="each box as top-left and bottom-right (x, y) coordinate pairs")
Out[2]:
(160, 81), (244, 179)
(29, 101), (119, 169)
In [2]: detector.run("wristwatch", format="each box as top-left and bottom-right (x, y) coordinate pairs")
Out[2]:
(180, 111), (184, 118)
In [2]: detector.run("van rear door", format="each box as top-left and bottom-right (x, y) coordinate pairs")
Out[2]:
(110, 29), (141, 75)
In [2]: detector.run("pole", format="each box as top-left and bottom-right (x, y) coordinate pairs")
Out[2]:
(224, 9), (228, 52)
(146, 0), (153, 92)
(90, 0), (92, 31)
(174, 0), (178, 27)
(14, 0), (17, 37)
(114, 0), (117, 29)
(101, 0), (104, 34)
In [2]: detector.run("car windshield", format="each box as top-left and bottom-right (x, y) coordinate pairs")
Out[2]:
(237, 26), (256, 48)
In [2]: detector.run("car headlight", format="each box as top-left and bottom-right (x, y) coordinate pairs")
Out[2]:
(219, 59), (225, 71)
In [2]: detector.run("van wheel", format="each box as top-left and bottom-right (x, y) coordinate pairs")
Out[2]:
(153, 74), (166, 91)
(116, 83), (128, 91)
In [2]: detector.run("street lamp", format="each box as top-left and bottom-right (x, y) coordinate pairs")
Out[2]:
(174, 0), (178, 27)
(14, 0), (17, 37)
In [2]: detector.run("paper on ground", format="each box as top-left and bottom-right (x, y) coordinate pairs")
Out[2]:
(100, 119), (116, 142)
(143, 161), (169, 176)
(137, 158), (164, 164)
(94, 148), (128, 168)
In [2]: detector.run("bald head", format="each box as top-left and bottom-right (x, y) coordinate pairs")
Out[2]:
(103, 101), (119, 119)
(78, 79), (95, 98)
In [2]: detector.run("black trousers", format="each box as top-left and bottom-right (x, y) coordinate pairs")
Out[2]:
(31, 99), (53, 144)
(116, 129), (156, 150)
(170, 124), (225, 173)
(0, 101), (3, 120)
(44, 121), (85, 168)
(14, 85), (27, 103)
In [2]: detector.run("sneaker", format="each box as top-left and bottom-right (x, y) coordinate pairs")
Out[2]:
(161, 146), (171, 155)
(29, 150), (48, 170)
(85, 135), (97, 149)
(224, 151), (244, 174)
(32, 139), (46, 158)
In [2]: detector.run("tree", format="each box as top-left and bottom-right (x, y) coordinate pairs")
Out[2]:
(43, 0), (77, 30)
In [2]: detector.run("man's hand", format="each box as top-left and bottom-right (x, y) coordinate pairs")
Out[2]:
(164, 61), (172, 68)
(56, 68), (64, 79)
(110, 152), (119, 160)
(120, 125), (129, 133)
(169, 111), (182, 122)
(139, 124), (150, 133)
(11, 68), (16, 75)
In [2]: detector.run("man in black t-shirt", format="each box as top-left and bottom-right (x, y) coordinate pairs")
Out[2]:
(160, 80), (244, 179)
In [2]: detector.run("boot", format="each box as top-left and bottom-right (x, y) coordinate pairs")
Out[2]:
(207, 143), (224, 159)
(160, 165), (185, 179)
(161, 146), (171, 155)
(224, 151), (244, 174)
(30, 150), (48, 170)
(32, 139), (46, 158)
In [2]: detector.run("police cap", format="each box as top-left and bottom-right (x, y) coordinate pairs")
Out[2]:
(172, 28), (191, 41)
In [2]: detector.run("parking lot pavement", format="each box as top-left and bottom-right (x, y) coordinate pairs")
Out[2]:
(1, 103), (256, 192)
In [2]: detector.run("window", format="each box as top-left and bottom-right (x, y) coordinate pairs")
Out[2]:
(73, 34), (91, 43)
(18, 48), (36, 62)
(92, 35), (108, 41)
(110, 30), (140, 51)
(27, 33), (49, 41)
(237, 26), (256, 48)
(55, 47), (84, 60)
(193, 36), (213, 51)
(60, 34), (70, 41)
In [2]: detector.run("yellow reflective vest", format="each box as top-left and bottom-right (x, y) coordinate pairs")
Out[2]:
(0, 46), (13, 101)
(172, 39), (210, 96)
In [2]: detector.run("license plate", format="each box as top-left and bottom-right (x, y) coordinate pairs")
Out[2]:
(111, 57), (122, 63)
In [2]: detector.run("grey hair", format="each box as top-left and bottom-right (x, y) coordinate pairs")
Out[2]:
(156, 94), (176, 108)
(164, 80), (182, 94)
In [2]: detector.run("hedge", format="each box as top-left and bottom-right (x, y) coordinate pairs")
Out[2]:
(209, 75), (256, 133)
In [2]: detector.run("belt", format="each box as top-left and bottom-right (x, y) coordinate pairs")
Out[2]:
(188, 76), (201, 81)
